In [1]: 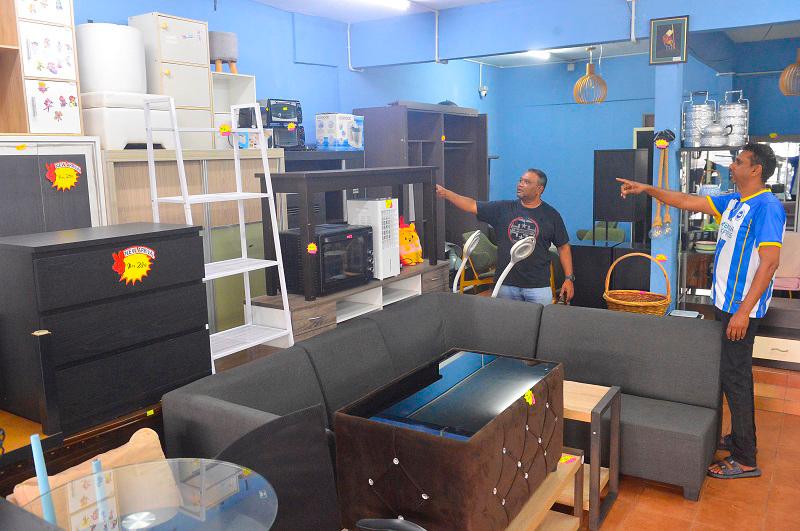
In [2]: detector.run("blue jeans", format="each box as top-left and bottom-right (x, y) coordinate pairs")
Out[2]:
(497, 285), (553, 305)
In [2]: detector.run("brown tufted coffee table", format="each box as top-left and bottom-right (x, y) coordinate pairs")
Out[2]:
(335, 349), (565, 530)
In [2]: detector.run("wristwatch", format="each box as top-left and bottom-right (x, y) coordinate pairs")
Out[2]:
(564, 274), (576, 282)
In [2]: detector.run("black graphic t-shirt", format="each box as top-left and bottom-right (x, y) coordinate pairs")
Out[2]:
(476, 200), (569, 288)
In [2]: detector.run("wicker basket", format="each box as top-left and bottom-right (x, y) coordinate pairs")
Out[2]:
(603, 252), (671, 316)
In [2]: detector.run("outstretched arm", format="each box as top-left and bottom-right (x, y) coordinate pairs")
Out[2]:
(616, 178), (716, 216)
(437, 184), (477, 215)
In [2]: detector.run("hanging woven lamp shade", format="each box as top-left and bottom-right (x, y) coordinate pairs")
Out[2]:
(574, 47), (607, 104)
(779, 48), (800, 96)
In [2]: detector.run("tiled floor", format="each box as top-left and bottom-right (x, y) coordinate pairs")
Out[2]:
(595, 406), (800, 530)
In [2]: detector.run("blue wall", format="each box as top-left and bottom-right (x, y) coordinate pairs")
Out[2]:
(489, 54), (654, 241)
(734, 38), (800, 136)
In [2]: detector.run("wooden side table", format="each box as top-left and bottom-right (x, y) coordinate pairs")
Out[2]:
(557, 380), (621, 531)
(506, 449), (584, 531)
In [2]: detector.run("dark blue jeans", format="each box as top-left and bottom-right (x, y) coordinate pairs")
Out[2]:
(715, 308), (761, 467)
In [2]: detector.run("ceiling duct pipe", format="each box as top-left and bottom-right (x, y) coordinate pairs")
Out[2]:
(627, 0), (636, 43)
(347, 23), (365, 73)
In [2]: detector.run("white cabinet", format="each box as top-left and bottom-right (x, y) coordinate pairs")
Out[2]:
(24, 79), (80, 134)
(129, 12), (213, 148)
(18, 21), (77, 80)
(15, 0), (73, 26)
(157, 15), (208, 65)
(161, 63), (211, 108)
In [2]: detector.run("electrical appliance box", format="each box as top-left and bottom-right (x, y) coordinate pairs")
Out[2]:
(346, 198), (400, 280)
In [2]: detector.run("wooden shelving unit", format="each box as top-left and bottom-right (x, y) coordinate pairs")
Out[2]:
(0, 0), (26, 133)
(355, 102), (489, 248)
(0, 0), (82, 135)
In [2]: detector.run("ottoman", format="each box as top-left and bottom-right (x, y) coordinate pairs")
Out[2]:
(335, 350), (564, 530)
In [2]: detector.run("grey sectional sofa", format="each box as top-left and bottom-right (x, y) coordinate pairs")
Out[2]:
(162, 292), (722, 529)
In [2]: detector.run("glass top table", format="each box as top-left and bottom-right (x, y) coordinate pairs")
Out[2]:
(22, 458), (277, 530)
(350, 349), (558, 440)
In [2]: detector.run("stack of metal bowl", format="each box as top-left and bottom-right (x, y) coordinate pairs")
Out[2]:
(719, 90), (749, 147)
(682, 93), (717, 148)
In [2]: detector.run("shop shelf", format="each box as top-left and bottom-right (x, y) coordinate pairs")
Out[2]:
(203, 257), (278, 281)
(210, 324), (290, 360)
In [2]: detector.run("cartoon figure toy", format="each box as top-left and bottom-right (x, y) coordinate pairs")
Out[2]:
(398, 216), (423, 266)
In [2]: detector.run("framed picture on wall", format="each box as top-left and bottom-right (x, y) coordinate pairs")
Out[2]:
(649, 16), (689, 65)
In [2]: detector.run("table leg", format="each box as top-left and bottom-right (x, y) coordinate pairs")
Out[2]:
(574, 453), (584, 519)
(422, 175), (438, 265)
(609, 392), (621, 495)
(589, 410), (602, 531)
(299, 183), (316, 302)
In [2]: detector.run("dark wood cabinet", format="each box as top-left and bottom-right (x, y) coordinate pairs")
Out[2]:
(354, 102), (489, 250)
(570, 242), (652, 309)
(0, 223), (211, 435)
(0, 153), (92, 237)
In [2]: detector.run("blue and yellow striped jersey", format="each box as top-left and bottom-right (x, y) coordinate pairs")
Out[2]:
(707, 189), (786, 318)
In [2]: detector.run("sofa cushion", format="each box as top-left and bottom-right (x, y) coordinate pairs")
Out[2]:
(617, 394), (716, 493)
(537, 305), (722, 409)
(441, 293), (542, 359)
(360, 293), (447, 376)
(171, 345), (326, 418)
(302, 319), (397, 425)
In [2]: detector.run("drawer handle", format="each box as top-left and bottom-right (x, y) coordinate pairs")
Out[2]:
(770, 347), (789, 353)
(160, 22), (169, 30)
(308, 316), (323, 322)
(428, 277), (440, 281)
(31, 330), (51, 337)
(163, 69), (171, 76)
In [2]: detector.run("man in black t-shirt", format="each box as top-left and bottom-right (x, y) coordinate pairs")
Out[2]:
(437, 168), (574, 304)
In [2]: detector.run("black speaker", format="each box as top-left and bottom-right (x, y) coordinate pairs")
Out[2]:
(570, 244), (614, 309)
(593, 149), (650, 223)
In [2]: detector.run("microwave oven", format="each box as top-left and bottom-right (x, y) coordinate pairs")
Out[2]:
(280, 224), (374, 296)
(268, 125), (305, 149)
(259, 98), (303, 127)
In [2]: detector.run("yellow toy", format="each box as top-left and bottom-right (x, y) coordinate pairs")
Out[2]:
(399, 216), (423, 266)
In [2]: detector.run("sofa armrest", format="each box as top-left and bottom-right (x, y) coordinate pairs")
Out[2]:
(0, 497), (60, 530)
(162, 392), (279, 458)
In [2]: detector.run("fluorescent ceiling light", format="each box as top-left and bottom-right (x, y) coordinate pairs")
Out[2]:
(526, 50), (552, 60)
(357, 0), (411, 10)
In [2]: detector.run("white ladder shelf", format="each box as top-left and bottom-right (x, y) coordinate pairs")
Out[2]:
(144, 96), (294, 372)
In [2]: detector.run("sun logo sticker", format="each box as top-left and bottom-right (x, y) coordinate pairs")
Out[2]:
(112, 246), (156, 285)
(524, 389), (536, 406)
(45, 161), (81, 191)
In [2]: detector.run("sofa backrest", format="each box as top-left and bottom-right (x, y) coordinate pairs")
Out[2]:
(536, 304), (722, 409)
(440, 292), (543, 359)
(359, 293), (447, 376)
(175, 345), (327, 418)
(301, 319), (397, 426)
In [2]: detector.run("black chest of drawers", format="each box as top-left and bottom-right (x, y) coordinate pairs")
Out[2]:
(0, 223), (211, 435)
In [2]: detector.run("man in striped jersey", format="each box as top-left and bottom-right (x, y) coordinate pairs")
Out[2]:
(617, 143), (784, 480)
